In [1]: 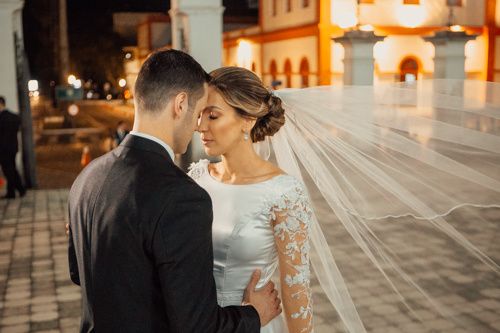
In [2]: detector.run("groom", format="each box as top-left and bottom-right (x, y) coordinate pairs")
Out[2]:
(68, 49), (281, 332)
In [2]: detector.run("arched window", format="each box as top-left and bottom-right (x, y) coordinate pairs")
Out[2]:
(302, 0), (310, 7)
(251, 62), (256, 73)
(284, 58), (292, 88)
(299, 57), (310, 87)
(270, 60), (278, 82)
(272, 0), (277, 16)
(286, 0), (292, 12)
(399, 57), (419, 82)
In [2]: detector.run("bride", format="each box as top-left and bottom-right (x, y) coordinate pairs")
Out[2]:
(189, 67), (500, 333)
(189, 67), (313, 333)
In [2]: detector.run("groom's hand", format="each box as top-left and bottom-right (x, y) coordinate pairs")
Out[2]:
(242, 269), (282, 327)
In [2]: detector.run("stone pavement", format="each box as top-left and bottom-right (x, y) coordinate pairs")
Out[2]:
(0, 190), (79, 333)
(0, 190), (499, 332)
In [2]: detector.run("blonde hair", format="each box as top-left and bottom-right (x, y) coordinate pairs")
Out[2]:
(209, 67), (285, 142)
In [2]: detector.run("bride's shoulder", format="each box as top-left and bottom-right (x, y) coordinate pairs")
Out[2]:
(268, 174), (312, 213)
(271, 173), (307, 197)
(187, 159), (210, 180)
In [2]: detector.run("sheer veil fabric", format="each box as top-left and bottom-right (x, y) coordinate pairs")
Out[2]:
(256, 80), (500, 332)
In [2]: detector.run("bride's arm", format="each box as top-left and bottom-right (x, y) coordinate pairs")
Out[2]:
(272, 182), (313, 333)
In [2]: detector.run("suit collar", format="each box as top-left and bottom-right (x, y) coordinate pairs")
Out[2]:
(120, 134), (173, 162)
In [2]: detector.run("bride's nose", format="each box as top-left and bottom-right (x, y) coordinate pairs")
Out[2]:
(197, 113), (208, 133)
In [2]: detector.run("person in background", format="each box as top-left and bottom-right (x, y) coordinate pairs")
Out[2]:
(113, 120), (129, 147)
(0, 96), (26, 199)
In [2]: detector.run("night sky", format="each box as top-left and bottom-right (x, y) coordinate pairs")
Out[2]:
(23, 0), (256, 92)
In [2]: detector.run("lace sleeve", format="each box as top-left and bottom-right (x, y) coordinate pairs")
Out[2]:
(271, 178), (313, 333)
(187, 159), (209, 181)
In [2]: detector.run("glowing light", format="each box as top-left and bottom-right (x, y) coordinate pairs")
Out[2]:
(125, 52), (132, 59)
(236, 40), (252, 69)
(450, 25), (464, 32)
(396, 5), (426, 28)
(73, 79), (82, 89)
(106, 94), (112, 101)
(124, 89), (132, 99)
(359, 24), (374, 32)
(118, 78), (127, 88)
(68, 104), (79, 116)
(28, 80), (39, 92)
(67, 75), (76, 85)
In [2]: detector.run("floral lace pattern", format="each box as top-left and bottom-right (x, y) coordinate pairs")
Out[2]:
(269, 178), (313, 333)
(188, 159), (209, 180)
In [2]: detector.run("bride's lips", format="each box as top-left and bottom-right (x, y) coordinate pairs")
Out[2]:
(201, 138), (213, 146)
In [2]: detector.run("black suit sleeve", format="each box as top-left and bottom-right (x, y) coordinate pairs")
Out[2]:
(152, 184), (260, 333)
(68, 207), (80, 286)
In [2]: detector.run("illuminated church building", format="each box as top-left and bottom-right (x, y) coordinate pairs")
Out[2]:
(222, 0), (500, 87)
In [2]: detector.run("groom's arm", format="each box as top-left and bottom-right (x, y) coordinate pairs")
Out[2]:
(67, 204), (80, 285)
(152, 183), (260, 333)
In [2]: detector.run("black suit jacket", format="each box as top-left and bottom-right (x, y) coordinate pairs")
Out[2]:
(0, 109), (20, 154)
(68, 135), (260, 333)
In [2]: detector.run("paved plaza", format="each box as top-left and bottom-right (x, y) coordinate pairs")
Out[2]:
(0, 189), (499, 332)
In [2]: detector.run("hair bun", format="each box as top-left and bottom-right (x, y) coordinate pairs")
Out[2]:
(251, 94), (285, 142)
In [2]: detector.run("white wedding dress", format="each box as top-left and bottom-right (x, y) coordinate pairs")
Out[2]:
(188, 159), (313, 333)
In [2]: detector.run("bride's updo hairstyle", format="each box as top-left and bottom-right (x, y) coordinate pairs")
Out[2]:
(209, 67), (285, 142)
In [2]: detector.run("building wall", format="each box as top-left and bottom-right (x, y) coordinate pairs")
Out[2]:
(225, 42), (263, 76)
(150, 22), (171, 50)
(332, 0), (485, 27)
(223, 0), (499, 86)
(465, 36), (487, 80)
(137, 23), (150, 58)
(262, 36), (318, 87)
(0, 7), (20, 112)
(330, 34), (487, 84)
(496, 0), (500, 26)
(261, 0), (317, 32)
(495, 36), (500, 81)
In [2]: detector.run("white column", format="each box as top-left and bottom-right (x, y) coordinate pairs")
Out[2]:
(169, 0), (225, 72)
(0, 0), (24, 112)
(333, 30), (385, 86)
(424, 31), (477, 80)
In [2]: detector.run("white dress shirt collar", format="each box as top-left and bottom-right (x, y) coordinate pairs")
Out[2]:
(130, 131), (175, 161)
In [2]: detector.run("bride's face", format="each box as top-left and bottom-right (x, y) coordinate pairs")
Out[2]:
(197, 86), (250, 156)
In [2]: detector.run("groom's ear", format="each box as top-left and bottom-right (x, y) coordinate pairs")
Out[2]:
(172, 92), (188, 120)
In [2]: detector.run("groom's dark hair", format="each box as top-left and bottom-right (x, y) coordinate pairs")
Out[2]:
(134, 49), (210, 114)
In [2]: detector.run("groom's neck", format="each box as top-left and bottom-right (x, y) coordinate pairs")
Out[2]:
(132, 116), (174, 149)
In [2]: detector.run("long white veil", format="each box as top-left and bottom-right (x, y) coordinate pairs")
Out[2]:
(265, 79), (500, 332)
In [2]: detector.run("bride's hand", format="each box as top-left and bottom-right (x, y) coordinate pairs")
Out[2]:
(242, 269), (282, 326)
(65, 223), (69, 236)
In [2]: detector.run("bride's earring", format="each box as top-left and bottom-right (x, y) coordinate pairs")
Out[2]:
(243, 130), (249, 141)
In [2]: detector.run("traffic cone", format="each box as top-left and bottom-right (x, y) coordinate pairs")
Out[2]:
(81, 145), (91, 168)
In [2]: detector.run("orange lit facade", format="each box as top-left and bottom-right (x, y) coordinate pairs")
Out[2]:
(223, 0), (500, 87)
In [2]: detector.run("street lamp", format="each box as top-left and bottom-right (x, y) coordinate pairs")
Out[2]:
(73, 79), (82, 89)
(28, 80), (39, 92)
(67, 74), (76, 85)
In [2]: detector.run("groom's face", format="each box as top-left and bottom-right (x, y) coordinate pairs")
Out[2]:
(173, 84), (208, 154)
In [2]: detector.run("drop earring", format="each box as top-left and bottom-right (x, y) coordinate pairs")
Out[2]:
(244, 131), (249, 141)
